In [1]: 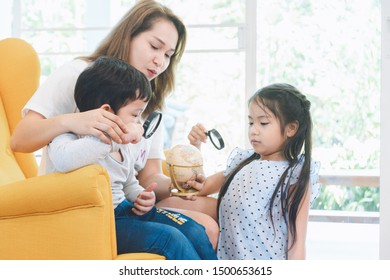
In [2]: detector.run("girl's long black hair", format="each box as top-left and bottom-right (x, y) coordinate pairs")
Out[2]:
(217, 83), (313, 249)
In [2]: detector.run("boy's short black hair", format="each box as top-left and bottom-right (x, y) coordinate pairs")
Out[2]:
(74, 56), (152, 113)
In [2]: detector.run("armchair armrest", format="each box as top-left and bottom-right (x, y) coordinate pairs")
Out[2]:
(0, 164), (118, 259)
(0, 164), (110, 218)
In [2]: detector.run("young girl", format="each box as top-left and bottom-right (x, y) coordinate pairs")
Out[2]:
(197, 83), (320, 259)
(46, 56), (217, 260)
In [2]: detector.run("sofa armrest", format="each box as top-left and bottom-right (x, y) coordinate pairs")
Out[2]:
(0, 164), (111, 218)
(0, 164), (119, 259)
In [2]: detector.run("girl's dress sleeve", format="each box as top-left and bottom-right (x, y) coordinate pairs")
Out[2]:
(223, 147), (254, 176)
(288, 156), (321, 206)
(309, 160), (321, 205)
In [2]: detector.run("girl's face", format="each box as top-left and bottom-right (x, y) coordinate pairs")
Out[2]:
(248, 101), (290, 161)
(128, 18), (178, 81)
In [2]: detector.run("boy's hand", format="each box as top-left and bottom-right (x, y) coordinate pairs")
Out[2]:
(124, 122), (144, 144)
(132, 183), (157, 215)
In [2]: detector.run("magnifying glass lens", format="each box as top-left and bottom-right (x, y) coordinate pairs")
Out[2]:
(207, 129), (225, 150)
(143, 111), (162, 139)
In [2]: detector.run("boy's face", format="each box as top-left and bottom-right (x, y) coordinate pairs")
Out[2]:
(115, 98), (147, 126)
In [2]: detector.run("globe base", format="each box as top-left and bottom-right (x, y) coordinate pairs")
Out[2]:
(170, 188), (199, 196)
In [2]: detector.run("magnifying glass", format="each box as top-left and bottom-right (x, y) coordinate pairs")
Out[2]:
(205, 129), (225, 150)
(143, 111), (162, 139)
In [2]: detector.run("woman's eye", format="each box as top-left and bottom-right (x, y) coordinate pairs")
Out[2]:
(261, 122), (269, 126)
(165, 52), (174, 59)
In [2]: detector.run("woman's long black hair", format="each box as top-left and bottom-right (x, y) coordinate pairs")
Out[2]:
(217, 83), (313, 249)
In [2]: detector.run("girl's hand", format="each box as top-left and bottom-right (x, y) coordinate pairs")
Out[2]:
(187, 123), (208, 150)
(67, 108), (129, 145)
(132, 183), (157, 215)
(181, 173), (206, 201)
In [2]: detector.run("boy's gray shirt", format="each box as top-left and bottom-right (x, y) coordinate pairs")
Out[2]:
(46, 133), (144, 208)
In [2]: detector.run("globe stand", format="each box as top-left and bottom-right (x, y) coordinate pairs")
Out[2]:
(168, 163), (200, 196)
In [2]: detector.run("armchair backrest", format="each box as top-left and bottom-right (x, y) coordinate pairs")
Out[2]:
(0, 38), (40, 185)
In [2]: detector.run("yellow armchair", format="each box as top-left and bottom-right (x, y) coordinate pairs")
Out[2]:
(0, 38), (164, 260)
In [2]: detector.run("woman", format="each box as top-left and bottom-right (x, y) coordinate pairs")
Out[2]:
(11, 0), (218, 253)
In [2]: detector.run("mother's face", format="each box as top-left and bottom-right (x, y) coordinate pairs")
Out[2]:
(128, 18), (179, 81)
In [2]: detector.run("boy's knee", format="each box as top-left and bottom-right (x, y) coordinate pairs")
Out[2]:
(159, 224), (196, 247)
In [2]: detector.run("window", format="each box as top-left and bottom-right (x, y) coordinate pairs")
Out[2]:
(257, 0), (380, 204)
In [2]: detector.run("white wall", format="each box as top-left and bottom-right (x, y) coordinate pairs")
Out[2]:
(380, 0), (390, 260)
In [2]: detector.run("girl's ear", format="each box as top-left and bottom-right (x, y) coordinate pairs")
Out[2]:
(100, 104), (111, 111)
(286, 121), (299, 138)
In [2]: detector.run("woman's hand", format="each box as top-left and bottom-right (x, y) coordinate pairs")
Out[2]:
(11, 109), (129, 152)
(187, 123), (208, 150)
(68, 108), (130, 145)
(132, 183), (157, 215)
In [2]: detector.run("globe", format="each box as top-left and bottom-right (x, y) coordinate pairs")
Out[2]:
(165, 144), (204, 196)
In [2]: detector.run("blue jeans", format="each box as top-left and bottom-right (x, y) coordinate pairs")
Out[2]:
(114, 199), (217, 260)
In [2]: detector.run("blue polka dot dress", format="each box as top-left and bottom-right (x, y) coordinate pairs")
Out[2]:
(217, 148), (321, 260)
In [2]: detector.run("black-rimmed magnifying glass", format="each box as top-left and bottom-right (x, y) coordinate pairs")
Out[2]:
(142, 111), (162, 139)
(205, 128), (225, 150)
